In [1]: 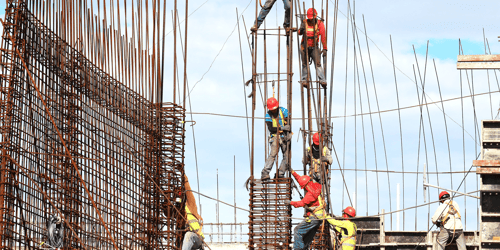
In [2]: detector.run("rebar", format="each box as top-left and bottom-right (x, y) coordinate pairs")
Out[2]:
(0, 1), (187, 249)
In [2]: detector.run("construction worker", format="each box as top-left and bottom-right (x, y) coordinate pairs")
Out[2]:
(262, 97), (290, 180)
(303, 132), (333, 183)
(181, 176), (205, 250)
(431, 191), (466, 250)
(250, 0), (291, 32)
(298, 8), (327, 88)
(289, 170), (326, 250)
(326, 207), (358, 250)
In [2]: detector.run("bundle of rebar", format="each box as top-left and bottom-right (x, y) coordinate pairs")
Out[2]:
(0, 0), (188, 249)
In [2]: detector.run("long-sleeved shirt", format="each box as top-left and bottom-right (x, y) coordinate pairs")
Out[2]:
(326, 218), (357, 250)
(431, 200), (463, 230)
(298, 19), (327, 50)
(290, 172), (322, 215)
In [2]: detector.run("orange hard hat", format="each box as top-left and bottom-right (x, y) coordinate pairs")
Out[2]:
(439, 191), (450, 200)
(267, 97), (279, 110)
(307, 8), (317, 20)
(343, 206), (356, 217)
(312, 132), (320, 145)
(297, 175), (311, 189)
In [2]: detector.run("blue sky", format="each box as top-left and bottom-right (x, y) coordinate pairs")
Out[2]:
(1, 0), (500, 242)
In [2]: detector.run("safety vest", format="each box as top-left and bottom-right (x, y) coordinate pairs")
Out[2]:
(271, 108), (287, 128)
(186, 206), (204, 239)
(305, 22), (319, 48)
(306, 195), (327, 222)
(338, 221), (357, 250)
(308, 146), (329, 174)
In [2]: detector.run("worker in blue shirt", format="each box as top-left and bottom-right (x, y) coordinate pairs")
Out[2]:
(262, 97), (290, 180)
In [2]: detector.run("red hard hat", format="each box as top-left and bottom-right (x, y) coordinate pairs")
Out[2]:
(307, 8), (317, 20)
(267, 97), (279, 110)
(297, 175), (311, 189)
(312, 132), (320, 145)
(343, 206), (356, 217)
(439, 191), (450, 200)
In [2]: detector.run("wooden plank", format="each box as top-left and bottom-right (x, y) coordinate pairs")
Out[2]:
(458, 54), (500, 62)
(457, 62), (500, 69)
(473, 160), (500, 167)
(476, 167), (500, 174)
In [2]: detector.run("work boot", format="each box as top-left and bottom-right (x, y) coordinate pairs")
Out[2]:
(320, 81), (327, 88)
(274, 173), (285, 180)
(261, 174), (270, 181)
(250, 25), (258, 32)
(300, 80), (308, 88)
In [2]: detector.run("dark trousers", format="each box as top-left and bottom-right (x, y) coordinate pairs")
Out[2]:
(293, 219), (322, 250)
(300, 47), (325, 83)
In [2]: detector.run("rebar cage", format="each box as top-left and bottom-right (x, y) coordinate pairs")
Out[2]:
(249, 179), (293, 250)
(0, 1), (186, 249)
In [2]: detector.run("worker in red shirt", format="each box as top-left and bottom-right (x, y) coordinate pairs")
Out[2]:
(298, 8), (327, 88)
(289, 170), (326, 250)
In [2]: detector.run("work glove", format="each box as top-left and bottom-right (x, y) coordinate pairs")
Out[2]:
(280, 125), (291, 132)
(320, 156), (329, 163)
(322, 49), (327, 57)
(290, 201), (301, 208)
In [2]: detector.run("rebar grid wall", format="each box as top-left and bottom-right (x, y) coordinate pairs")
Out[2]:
(0, 1), (186, 249)
(249, 179), (292, 249)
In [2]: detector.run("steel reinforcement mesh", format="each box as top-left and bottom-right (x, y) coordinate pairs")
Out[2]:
(249, 179), (292, 250)
(0, 3), (185, 250)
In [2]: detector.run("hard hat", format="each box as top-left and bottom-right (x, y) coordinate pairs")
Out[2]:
(343, 206), (356, 217)
(307, 8), (317, 20)
(297, 175), (311, 189)
(439, 191), (450, 200)
(267, 97), (279, 110)
(312, 132), (320, 145)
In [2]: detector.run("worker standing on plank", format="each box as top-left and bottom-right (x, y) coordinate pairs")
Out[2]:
(431, 191), (466, 250)
(181, 176), (205, 250)
(250, 0), (291, 32)
(303, 132), (333, 183)
(262, 97), (290, 180)
(298, 8), (327, 88)
(326, 207), (358, 250)
(289, 170), (326, 250)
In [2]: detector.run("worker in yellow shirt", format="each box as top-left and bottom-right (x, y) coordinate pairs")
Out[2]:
(326, 206), (357, 250)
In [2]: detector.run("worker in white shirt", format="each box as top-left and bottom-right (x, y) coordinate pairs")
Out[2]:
(431, 191), (466, 250)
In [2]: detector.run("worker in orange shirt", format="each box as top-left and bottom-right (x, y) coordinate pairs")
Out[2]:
(298, 8), (327, 88)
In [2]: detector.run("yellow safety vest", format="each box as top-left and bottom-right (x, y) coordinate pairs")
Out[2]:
(271, 109), (286, 128)
(186, 206), (204, 239)
(326, 218), (357, 250)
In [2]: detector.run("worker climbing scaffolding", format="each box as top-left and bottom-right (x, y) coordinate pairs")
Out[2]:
(298, 8), (328, 88)
(262, 97), (291, 180)
(246, 0), (343, 248)
(303, 132), (333, 183)
(289, 170), (327, 250)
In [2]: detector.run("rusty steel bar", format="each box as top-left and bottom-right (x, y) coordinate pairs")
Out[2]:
(0, 1), (188, 249)
(249, 179), (293, 249)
